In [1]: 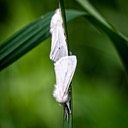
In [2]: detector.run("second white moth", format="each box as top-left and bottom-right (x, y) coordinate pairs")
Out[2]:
(53, 55), (77, 103)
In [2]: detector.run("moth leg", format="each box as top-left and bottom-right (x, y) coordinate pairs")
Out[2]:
(64, 99), (71, 121)
(64, 102), (70, 121)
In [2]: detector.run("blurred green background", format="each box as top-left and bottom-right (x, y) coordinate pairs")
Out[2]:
(0, 0), (128, 128)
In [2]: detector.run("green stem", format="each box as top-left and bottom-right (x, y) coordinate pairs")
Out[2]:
(58, 0), (73, 128)
(59, 0), (70, 54)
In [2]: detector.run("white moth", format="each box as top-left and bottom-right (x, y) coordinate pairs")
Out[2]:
(50, 9), (68, 62)
(53, 55), (77, 103)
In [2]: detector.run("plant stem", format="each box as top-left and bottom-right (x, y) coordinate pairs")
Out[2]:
(59, 0), (70, 54)
(58, 0), (73, 128)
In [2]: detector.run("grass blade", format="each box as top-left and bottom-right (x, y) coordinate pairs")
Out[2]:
(59, 0), (73, 128)
(0, 10), (85, 71)
(77, 0), (128, 72)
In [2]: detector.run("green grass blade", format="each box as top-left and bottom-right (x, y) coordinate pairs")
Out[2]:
(0, 10), (85, 71)
(77, 0), (128, 72)
(59, 0), (73, 128)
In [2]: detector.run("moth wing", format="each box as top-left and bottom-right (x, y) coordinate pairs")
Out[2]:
(61, 56), (77, 94)
(50, 9), (68, 62)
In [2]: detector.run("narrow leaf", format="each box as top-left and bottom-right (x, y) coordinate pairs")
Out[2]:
(0, 10), (85, 71)
(77, 0), (128, 72)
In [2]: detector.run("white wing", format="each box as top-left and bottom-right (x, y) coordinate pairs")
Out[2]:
(53, 55), (77, 103)
(50, 9), (68, 62)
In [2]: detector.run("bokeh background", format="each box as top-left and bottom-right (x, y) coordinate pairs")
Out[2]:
(0, 0), (128, 128)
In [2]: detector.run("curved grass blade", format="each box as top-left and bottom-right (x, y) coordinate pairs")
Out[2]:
(0, 10), (85, 71)
(77, 0), (128, 72)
